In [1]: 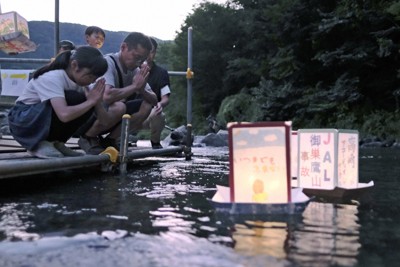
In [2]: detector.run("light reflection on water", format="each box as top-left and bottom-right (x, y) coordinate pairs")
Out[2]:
(291, 202), (360, 267)
(233, 221), (289, 259)
(0, 147), (399, 267)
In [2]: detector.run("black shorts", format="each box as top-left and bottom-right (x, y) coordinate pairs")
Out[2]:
(74, 99), (144, 136)
(125, 99), (143, 114)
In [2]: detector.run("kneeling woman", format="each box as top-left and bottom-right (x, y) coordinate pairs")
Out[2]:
(8, 46), (108, 158)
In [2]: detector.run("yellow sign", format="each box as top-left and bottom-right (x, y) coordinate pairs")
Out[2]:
(0, 69), (33, 96)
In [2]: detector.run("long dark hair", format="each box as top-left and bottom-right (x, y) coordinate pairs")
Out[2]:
(33, 46), (108, 79)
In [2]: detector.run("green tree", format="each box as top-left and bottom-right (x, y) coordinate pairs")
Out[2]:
(167, 0), (400, 139)
(228, 0), (400, 135)
(170, 2), (242, 132)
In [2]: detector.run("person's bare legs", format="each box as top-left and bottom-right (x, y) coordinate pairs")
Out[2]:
(142, 109), (165, 144)
(85, 102), (126, 137)
(107, 101), (153, 139)
(78, 102), (126, 154)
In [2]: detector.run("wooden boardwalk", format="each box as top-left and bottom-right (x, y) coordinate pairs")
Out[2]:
(0, 135), (81, 159)
(0, 135), (186, 180)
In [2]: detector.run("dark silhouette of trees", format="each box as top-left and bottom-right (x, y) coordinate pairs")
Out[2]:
(168, 0), (400, 139)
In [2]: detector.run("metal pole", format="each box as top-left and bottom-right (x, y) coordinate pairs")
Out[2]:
(0, 58), (51, 64)
(186, 27), (193, 127)
(0, 146), (185, 180)
(0, 154), (112, 180)
(168, 71), (186, 76)
(55, 0), (60, 56)
(126, 146), (184, 160)
(185, 27), (193, 160)
(119, 114), (131, 175)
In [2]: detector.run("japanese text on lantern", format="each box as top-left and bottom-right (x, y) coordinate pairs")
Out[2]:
(298, 130), (336, 189)
(229, 122), (291, 204)
(337, 132), (358, 188)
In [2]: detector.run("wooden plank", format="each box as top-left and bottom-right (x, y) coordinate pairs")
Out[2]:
(0, 135), (80, 155)
(0, 135), (24, 152)
(0, 95), (17, 108)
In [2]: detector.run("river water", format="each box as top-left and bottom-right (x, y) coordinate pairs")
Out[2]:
(0, 146), (398, 267)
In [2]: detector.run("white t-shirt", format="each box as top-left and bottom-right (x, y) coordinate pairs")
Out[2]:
(160, 85), (171, 97)
(17, 69), (80, 105)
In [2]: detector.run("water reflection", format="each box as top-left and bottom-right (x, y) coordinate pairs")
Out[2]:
(225, 201), (360, 266)
(0, 147), (399, 267)
(150, 206), (195, 233)
(0, 203), (39, 241)
(291, 202), (360, 267)
(233, 221), (289, 259)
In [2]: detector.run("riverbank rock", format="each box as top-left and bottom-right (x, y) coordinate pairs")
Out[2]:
(162, 126), (228, 147)
(162, 126), (400, 148)
(199, 130), (228, 147)
(359, 137), (396, 148)
(1, 107), (399, 149)
(162, 125), (194, 147)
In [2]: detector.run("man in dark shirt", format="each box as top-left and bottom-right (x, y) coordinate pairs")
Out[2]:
(142, 37), (171, 149)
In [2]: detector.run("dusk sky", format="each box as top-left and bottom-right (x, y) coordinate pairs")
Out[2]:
(1, 0), (227, 40)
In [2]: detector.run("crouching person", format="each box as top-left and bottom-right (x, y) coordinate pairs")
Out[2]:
(8, 46), (108, 158)
(140, 37), (171, 149)
(78, 32), (158, 154)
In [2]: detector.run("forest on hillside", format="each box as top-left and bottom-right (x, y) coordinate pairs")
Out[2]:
(2, 0), (400, 141)
(164, 0), (400, 141)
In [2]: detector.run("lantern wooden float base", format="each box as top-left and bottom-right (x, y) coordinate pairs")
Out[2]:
(301, 181), (374, 203)
(210, 185), (311, 215)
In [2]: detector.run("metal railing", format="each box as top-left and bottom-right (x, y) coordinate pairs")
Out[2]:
(0, 58), (50, 64)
